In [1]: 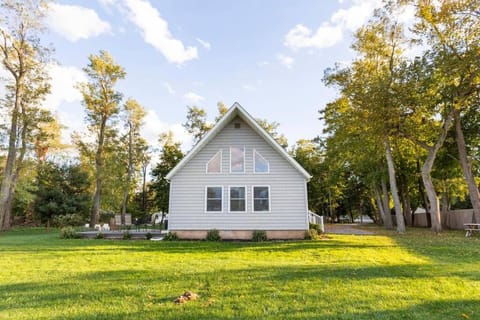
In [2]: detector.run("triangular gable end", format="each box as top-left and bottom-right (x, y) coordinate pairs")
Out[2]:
(166, 102), (312, 180)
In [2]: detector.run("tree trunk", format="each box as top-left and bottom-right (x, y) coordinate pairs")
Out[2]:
(90, 118), (107, 226)
(3, 117), (28, 229)
(373, 185), (385, 225)
(454, 109), (480, 223)
(441, 191), (449, 229)
(0, 84), (22, 230)
(142, 163), (147, 215)
(121, 122), (134, 225)
(416, 160), (431, 228)
(385, 136), (406, 233)
(381, 177), (393, 229)
(421, 109), (455, 232)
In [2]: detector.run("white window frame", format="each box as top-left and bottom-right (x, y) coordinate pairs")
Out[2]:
(206, 150), (222, 174)
(253, 149), (269, 174)
(228, 185), (247, 213)
(205, 186), (223, 213)
(252, 185), (271, 213)
(229, 146), (245, 174)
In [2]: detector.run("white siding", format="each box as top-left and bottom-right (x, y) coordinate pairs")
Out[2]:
(169, 116), (308, 230)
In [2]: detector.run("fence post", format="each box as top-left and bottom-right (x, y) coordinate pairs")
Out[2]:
(319, 216), (325, 233)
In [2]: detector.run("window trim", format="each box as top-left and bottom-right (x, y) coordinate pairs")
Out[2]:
(205, 186), (224, 213)
(229, 146), (245, 174)
(228, 185), (247, 213)
(253, 149), (269, 174)
(206, 150), (222, 174)
(252, 185), (271, 213)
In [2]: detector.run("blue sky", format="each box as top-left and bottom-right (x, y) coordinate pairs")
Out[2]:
(39, 0), (385, 149)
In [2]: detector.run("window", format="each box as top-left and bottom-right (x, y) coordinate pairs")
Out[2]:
(229, 186), (246, 212)
(253, 186), (270, 212)
(254, 150), (269, 173)
(206, 151), (222, 173)
(206, 187), (223, 212)
(230, 147), (245, 173)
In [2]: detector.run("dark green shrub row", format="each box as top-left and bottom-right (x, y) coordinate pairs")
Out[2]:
(53, 214), (85, 228)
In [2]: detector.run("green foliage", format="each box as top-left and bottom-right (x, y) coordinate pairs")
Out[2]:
(256, 119), (288, 148)
(304, 229), (318, 240)
(251, 230), (267, 242)
(309, 223), (323, 234)
(150, 131), (184, 214)
(163, 232), (179, 241)
(205, 229), (221, 241)
(59, 227), (79, 239)
(182, 106), (212, 144)
(96, 232), (104, 239)
(34, 161), (91, 223)
(145, 232), (153, 240)
(122, 231), (131, 240)
(52, 214), (85, 228)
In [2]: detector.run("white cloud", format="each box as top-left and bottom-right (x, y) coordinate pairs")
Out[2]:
(122, 0), (198, 64)
(284, 0), (381, 50)
(284, 23), (343, 50)
(183, 92), (205, 105)
(46, 3), (111, 42)
(277, 54), (294, 69)
(142, 109), (192, 150)
(196, 38), (211, 50)
(43, 64), (86, 111)
(163, 82), (176, 95)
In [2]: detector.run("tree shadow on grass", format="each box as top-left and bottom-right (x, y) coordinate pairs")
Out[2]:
(2, 263), (479, 320)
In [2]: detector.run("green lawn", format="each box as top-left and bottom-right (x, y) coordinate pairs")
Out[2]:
(0, 227), (479, 319)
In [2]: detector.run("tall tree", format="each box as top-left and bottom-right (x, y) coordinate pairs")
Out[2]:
(150, 131), (184, 223)
(120, 98), (146, 224)
(0, 0), (51, 230)
(414, 0), (480, 223)
(77, 51), (126, 226)
(183, 106), (212, 144)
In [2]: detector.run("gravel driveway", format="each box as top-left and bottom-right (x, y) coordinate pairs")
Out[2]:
(325, 224), (375, 235)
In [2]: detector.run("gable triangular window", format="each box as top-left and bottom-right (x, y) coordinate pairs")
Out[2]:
(254, 150), (269, 173)
(206, 150), (222, 173)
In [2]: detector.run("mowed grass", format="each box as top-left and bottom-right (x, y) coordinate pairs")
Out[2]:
(0, 227), (479, 319)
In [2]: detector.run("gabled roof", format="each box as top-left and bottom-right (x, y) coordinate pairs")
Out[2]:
(166, 102), (311, 180)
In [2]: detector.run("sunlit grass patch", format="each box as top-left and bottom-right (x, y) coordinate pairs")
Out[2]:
(0, 227), (479, 319)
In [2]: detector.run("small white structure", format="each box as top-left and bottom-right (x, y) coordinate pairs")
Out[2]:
(166, 103), (312, 240)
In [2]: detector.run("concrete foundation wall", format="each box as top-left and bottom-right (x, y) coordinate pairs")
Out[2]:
(173, 230), (306, 240)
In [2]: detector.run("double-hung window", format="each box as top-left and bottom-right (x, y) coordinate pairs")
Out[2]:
(206, 186), (223, 212)
(253, 186), (270, 212)
(229, 186), (246, 212)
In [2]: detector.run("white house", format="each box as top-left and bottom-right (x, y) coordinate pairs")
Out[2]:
(166, 103), (311, 240)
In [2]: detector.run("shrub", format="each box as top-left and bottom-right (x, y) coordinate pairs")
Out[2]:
(163, 232), (179, 241)
(252, 230), (267, 242)
(206, 229), (221, 241)
(52, 214), (85, 228)
(96, 232), (104, 239)
(145, 232), (153, 240)
(123, 231), (131, 240)
(60, 226), (79, 239)
(304, 229), (318, 240)
(309, 223), (323, 233)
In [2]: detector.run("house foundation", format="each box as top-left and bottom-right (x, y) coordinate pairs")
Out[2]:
(172, 230), (306, 240)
